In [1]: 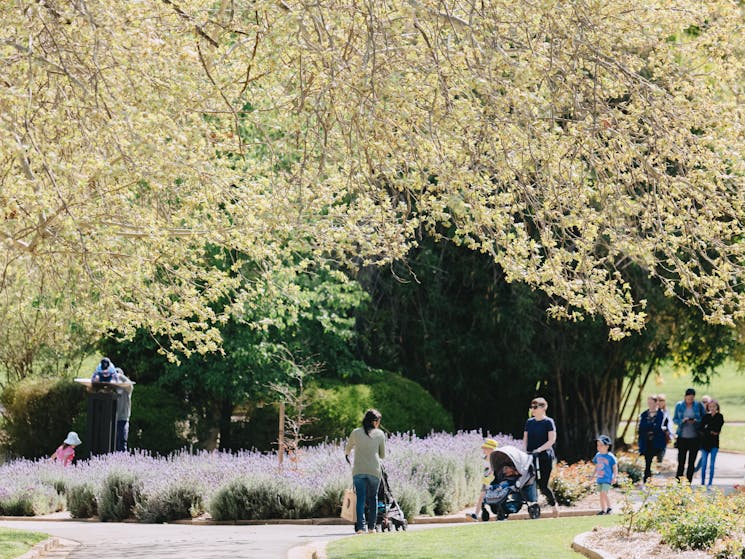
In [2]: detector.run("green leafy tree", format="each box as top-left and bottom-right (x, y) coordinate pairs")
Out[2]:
(3, 1), (745, 374)
(357, 236), (739, 461)
(100, 259), (369, 450)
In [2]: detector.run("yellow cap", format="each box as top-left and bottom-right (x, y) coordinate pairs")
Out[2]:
(481, 438), (498, 450)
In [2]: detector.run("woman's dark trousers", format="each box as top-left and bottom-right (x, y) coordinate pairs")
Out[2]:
(534, 452), (557, 506)
(676, 437), (699, 483)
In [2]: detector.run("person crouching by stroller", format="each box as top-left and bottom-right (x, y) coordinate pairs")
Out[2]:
(593, 435), (617, 515)
(467, 438), (498, 520)
(344, 409), (386, 534)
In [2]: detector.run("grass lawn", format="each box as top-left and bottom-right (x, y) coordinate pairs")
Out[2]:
(719, 425), (745, 453)
(0, 528), (48, 559)
(326, 515), (618, 559)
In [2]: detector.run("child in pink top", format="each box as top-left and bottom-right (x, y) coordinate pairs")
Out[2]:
(51, 432), (82, 466)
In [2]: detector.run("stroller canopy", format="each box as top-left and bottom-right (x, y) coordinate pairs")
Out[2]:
(489, 445), (535, 489)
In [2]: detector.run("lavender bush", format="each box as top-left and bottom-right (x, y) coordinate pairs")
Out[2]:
(67, 484), (97, 518)
(98, 472), (142, 522)
(134, 483), (202, 523)
(0, 431), (519, 522)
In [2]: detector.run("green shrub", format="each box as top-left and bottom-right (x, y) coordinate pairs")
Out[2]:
(67, 484), (98, 519)
(394, 480), (432, 520)
(712, 537), (745, 559)
(616, 454), (644, 484)
(0, 495), (35, 516)
(629, 482), (737, 552)
(304, 369), (454, 442)
(134, 484), (203, 523)
(208, 477), (313, 521)
(663, 509), (729, 551)
(390, 446), (475, 517)
(98, 472), (142, 522)
(51, 479), (66, 495)
(424, 456), (467, 515)
(0, 487), (63, 516)
(311, 478), (348, 518)
(0, 378), (86, 459)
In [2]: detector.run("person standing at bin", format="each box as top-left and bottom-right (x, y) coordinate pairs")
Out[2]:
(673, 388), (705, 483)
(344, 409), (386, 534)
(114, 367), (133, 452)
(523, 397), (560, 518)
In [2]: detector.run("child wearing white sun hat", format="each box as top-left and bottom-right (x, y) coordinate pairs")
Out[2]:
(51, 431), (82, 466)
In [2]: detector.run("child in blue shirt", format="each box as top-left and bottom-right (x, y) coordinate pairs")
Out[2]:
(592, 435), (617, 515)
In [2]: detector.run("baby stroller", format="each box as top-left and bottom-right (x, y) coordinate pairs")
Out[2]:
(375, 465), (408, 531)
(482, 445), (541, 521)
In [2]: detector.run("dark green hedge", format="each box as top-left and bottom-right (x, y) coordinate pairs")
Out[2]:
(127, 385), (190, 454)
(304, 369), (454, 441)
(0, 377), (86, 459)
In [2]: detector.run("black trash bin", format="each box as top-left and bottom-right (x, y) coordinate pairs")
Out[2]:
(87, 387), (119, 456)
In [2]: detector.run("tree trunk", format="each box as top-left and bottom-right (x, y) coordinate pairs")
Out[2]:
(548, 368), (625, 463)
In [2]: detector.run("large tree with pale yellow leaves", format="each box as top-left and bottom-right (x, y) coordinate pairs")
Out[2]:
(1, 0), (743, 376)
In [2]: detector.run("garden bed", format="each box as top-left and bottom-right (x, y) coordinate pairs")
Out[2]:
(0, 431), (512, 523)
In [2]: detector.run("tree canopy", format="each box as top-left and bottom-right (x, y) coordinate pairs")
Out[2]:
(2, 1), (744, 367)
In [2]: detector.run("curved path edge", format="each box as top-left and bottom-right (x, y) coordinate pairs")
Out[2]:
(15, 537), (80, 559)
(571, 532), (616, 559)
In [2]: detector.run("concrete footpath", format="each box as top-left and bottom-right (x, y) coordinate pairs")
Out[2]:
(2, 451), (744, 559)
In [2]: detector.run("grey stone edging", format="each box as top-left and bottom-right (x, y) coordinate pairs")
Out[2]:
(571, 531), (615, 559)
(14, 537), (59, 559)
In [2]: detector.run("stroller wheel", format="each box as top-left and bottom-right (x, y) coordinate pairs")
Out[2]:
(481, 509), (490, 522)
(496, 507), (507, 521)
(402, 520), (408, 531)
(528, 504), (541, 520)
